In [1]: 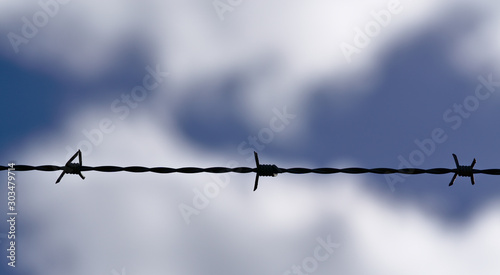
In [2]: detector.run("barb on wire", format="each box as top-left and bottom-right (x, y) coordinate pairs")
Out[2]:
(449, 153), (476, 186)
(254, 151), (281, 191)
(56, 150), (85, 184)
(1, 150), (500, 191)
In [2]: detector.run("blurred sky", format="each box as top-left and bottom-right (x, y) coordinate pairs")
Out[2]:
(1, 0), (500, 274)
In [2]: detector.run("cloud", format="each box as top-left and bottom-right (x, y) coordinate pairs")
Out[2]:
(5, 1), (500, 274)
(5, 0), (499, 111)
(14, 112), (500, 274)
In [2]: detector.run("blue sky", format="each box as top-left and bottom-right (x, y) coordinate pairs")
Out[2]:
(1, 0), (500, 274)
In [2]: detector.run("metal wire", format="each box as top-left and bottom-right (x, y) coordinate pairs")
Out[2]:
(1, 151), (500, 190)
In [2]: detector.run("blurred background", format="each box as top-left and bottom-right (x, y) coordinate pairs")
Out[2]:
(1, 0), (500, 274)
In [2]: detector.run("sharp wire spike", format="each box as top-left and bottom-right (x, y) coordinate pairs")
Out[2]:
(253, 151), (281, 191)
(449, 154), (476, 186)
(253, 151), (260, 191)
(56, 150), (85, 184)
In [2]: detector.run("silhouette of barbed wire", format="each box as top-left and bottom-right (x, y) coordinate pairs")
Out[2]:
(1, 151), (499, 190)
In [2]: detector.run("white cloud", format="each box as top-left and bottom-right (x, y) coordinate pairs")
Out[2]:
(5, 0), (499, 112)
(15, 113), (500, 274)
(5, 0), (500, 273)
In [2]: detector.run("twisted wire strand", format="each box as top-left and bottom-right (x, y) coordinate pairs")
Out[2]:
(1, 150), (497, 190)
(2, 165), (500, 175)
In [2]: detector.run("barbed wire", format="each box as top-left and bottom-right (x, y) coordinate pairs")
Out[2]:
(1, 150), (499, 191)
